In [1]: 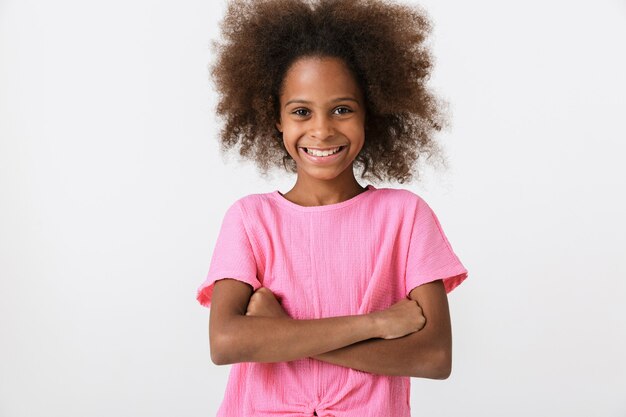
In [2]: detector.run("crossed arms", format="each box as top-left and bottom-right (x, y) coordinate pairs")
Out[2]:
(208, 277), (456, 379)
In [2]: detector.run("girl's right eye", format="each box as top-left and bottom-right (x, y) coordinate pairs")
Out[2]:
(292, 108), (310, 117)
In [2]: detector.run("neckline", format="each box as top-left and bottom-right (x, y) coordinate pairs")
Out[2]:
(271, 184), (377, 212)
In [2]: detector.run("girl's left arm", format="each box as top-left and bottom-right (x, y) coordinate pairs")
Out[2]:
(312, 278), (454, 379)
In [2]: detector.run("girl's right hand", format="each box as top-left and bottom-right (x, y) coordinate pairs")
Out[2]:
(246, 287), (290, 318)
(370, 299), (426, 339)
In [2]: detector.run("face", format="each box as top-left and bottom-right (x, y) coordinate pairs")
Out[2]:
(276, 56), (366, 182)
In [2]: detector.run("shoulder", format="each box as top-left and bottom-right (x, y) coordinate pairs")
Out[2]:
(224, 190), (280, 221)
(369, 186), (426, 210)
(368, 187), (441, 227)
(222, 190), (273, 210)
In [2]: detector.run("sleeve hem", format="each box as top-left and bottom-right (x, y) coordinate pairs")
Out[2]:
(196, 274), (263, 308)
(406, 268), (469, 297)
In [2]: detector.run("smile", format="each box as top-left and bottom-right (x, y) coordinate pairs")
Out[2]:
(302, 146), (345, 156)
(299, 145), (347, 164)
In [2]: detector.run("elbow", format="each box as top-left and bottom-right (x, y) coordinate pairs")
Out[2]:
(211, 349), (229, 366)
(211, 354), (232, 366)
(411, 347), (451, 380)
(431, 355), (452, 380)
(209, 314), (251, 365)
(429, 348), (452, 380)
(210, 330), (241, 365)
(210, 335), (229, 365)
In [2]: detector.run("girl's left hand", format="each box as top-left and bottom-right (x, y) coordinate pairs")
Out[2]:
(246, 287), (290, 318)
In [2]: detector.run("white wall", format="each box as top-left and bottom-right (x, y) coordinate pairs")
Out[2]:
(1, 0), (624, 416)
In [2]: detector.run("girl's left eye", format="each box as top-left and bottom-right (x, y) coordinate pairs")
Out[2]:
(334, 107), (352, 115)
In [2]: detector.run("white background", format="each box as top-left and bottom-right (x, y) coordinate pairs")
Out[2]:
(1, 0), (625, 415)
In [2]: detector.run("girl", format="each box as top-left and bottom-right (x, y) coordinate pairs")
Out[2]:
(196, 0), (469, 416)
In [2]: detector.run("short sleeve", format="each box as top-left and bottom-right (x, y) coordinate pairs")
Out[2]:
(196, 201), (262, 308)
(405, 196), (468, 296)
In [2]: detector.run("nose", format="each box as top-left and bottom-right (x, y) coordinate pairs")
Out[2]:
(307, 114), (334, 140)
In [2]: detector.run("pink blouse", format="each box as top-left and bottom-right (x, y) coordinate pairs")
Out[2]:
(196, 184), (468, 417)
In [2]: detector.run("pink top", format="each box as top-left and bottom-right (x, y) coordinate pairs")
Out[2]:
(196, 184), (468, 417)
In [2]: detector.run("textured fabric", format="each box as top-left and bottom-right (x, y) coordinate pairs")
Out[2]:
(196, 184), (468, 417)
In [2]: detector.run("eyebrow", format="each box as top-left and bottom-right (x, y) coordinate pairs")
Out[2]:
(284, 97), (360, 107)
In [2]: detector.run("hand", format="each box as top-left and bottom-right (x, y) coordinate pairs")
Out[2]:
(245, 287), (290, 318)
(369, 298), (426, 339)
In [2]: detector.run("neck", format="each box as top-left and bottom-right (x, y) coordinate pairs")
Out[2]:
(282, 172), (367, 207)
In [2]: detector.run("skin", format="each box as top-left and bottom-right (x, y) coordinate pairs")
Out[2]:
(208, 55), (454, 378)
(244, 280), (454, 378)
(210, 279), (424, 365)
(275, 56), (368, 206)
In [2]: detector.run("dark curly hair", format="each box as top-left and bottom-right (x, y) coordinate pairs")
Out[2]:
(210, 0), (450, 184)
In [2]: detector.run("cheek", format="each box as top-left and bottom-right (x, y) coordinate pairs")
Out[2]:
(282, 124), (304, 144)
(348, 124), (366, 143)
(281, 131), (300, 154)
(349, 116), (366, 134)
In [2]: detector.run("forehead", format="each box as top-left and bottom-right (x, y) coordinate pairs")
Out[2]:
(280, 56), (363, 102)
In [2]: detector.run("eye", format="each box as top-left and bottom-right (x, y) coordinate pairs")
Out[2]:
(333, 106), (353, 115)
(292, 108), (310, 117)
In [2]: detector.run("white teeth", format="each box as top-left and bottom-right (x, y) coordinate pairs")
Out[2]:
(305, 146), (343, 157)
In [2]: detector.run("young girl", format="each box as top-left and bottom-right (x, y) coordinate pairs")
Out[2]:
(196, 0), (469, 416)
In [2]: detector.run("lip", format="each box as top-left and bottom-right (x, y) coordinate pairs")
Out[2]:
(299, 145), (347, 165)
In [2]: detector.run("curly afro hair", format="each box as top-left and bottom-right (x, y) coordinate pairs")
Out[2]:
(210, 0), (450, 184)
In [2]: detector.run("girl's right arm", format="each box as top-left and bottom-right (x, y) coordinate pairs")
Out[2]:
(209, 278), (423, 365)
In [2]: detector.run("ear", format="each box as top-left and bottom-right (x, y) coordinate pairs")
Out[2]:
(275, 121), (282, 133)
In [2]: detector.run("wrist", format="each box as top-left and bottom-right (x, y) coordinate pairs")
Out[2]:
(365, 311), (383, 339)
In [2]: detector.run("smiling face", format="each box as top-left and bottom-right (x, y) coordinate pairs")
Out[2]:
(276, 56), (366, 183)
